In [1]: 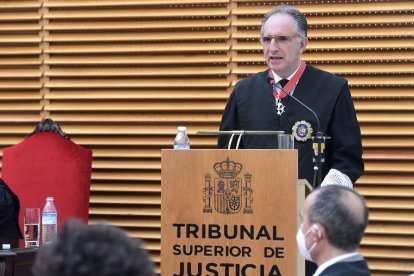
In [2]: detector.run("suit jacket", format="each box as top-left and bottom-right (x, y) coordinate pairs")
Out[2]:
(218, 65), (364, 186)
(319, 254), (371, 276)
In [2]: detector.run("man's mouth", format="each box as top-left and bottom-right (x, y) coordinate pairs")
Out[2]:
(270, 56), (283, 60)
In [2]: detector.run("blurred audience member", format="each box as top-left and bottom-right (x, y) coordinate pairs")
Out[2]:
(33, 219), (154, 276)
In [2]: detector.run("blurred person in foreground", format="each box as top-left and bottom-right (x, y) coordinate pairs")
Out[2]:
(33, 219), (155, 276)
(297, 185), (370, 276)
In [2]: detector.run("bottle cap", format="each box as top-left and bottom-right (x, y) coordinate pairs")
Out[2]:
(46, 196), (54, 201)
(2, 244), (11, 250)
(178, 126), (186, 131)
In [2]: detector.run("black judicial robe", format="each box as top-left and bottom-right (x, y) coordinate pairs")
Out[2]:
(218, 65), (364, 186)
(0, 179), (23, 240)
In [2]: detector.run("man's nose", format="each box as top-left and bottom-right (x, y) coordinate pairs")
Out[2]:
(269, 38), (279, 51)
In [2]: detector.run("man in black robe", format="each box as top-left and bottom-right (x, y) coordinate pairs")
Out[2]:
(0, 179), (23, 247)
(218, 4), (364, 189)
(218, 5), (364, 275)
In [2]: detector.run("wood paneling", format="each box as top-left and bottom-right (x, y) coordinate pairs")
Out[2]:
(0, 0), (42, 139)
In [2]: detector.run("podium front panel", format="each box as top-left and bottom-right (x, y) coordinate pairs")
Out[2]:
(161, 149), (300, 276)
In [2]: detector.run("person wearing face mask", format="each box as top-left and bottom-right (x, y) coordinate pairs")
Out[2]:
(297, 185), (371, 276)
(218, 4), (364, 189)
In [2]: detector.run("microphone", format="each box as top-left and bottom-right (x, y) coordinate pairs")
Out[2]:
(266, 77), (321, 133)
(267, 77), (321, 133)
(266, 77), (275, 86)
(267, 76), (325, 188)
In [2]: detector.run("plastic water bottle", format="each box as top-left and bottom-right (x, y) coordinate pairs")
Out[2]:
(42, 196), (57, 245)
(173, 126), (190, 149)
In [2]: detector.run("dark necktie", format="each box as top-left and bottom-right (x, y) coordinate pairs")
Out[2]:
(279, 79), (288, 88)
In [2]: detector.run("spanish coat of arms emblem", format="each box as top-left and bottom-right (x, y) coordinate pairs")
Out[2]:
(203, 157), (253, 215)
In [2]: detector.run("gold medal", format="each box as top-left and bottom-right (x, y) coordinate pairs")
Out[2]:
(292, 120), (313, 142)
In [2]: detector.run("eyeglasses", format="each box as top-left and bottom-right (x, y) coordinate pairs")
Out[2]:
(261, 35), (299, 46)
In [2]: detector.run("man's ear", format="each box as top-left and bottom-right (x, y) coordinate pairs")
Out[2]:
(300, 37), (308, 53)
(310, 223), (322, 241)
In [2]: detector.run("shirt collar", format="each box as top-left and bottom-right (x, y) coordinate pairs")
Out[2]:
(313, 252), (360, 276)
(271, 63), (301, 84)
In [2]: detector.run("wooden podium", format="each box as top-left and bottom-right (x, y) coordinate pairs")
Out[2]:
(161, 149), (307, 276)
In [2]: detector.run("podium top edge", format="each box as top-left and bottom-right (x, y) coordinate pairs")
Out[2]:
(196, 130), (285, 135)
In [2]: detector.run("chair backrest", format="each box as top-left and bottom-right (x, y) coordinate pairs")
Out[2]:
(1, 132), (92, 233)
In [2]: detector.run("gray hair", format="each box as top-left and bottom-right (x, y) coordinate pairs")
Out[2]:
(260, 4), (308, 39)
(308, 186), (369, 251)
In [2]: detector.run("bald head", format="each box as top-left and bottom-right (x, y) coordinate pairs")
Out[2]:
(307, 186), (369, 251)
(340, 188), (366, 225)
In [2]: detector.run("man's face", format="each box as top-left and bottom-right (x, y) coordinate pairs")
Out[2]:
(262, 13), (307, 78)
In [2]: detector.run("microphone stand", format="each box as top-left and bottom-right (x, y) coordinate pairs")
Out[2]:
(272, 82), (328, 188)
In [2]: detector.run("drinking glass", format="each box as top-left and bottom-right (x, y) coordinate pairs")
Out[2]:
(278, 134), (294, 149)
(24, 208), (40, 247)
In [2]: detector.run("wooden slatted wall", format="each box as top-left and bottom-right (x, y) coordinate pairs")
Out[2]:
(41, 0), (231, 272)
(0, 0), (412, 275)
(0, 1), (42, 145)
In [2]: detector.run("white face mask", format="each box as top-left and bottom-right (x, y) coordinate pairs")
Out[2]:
(296, 224), (320, 262)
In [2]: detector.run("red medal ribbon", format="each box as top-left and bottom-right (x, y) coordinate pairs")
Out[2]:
(269, 61), (306, 99)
